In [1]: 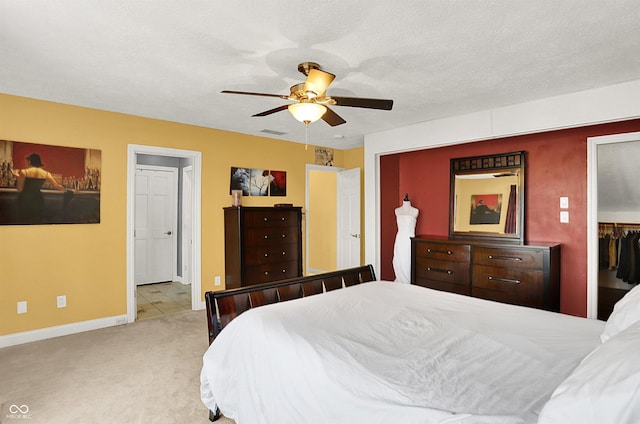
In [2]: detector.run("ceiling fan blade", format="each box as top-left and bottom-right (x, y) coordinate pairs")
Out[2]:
(331, 96), (394, 110)
(222, 90), (289, 100)
(321, 106), (346, 127)
(303, 69), (335, 98)
(252, 105), (290, 117)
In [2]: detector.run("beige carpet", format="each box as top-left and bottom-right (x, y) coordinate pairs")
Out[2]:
(0, 310), (235, 424)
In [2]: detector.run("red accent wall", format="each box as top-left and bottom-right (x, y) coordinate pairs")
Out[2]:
(380, 119), (640, 317)
(380, 154), (400, 281)
(12, 141), (86, 179)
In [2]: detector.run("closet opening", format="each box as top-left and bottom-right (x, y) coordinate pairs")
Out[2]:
(597, 222), (640, 320)
(590, 134), (640, 320)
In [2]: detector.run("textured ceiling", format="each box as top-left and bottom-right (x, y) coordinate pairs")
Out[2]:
(1, 1), (639, 150)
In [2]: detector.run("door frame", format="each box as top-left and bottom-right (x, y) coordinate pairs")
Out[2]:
(181, 165), (194, 286)
(126, 145), (203, 323)
(586, 131), (640, 319)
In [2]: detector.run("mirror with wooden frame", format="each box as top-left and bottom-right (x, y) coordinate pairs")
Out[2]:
(450, 151), (525, 244)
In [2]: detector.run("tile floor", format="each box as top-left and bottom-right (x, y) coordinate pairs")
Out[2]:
(136, 281), (192, 320)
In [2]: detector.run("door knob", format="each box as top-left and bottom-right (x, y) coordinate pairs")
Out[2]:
(165, 231), (172, 235)
(350, 233), (360, 238)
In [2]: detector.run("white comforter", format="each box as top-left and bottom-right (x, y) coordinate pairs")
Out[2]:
(200, 281), (604, 424)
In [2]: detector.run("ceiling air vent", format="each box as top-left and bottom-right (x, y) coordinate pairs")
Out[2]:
(260, 129), (287, 136)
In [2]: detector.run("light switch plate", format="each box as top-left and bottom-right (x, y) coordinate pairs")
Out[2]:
(560, 197), (569, 209)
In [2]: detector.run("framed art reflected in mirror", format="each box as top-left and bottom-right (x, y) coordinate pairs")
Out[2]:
(450, 151), (525, 244)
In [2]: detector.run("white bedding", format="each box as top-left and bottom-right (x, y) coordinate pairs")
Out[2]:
(200, 281), (604, 424)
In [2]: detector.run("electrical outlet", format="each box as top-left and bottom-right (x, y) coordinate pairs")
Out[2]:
(560, 211), (569, 223)
(17, 301), (27, 314)
(214, 276), (221, 286)
(57, 295), (67, 308)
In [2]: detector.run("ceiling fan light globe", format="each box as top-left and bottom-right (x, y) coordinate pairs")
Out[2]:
(288, 103), (327, 124)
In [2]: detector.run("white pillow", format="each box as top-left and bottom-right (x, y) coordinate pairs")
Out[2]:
(538, 320), (640, 424)
(601, 283), (640, 342)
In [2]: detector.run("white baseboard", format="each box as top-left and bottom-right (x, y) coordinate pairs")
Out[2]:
(0, 315), (129, 349)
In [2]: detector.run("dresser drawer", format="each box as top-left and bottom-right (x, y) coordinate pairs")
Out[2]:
(472, 264), (543, 307)
(413, 241), (470, 262)
(414, 278), (471, 296)
(244, 226), (300, 247)
(244, 210), (299, 228)
(244, 261), (300, 284)
(472, 247), (543, 270)
(414, 255), (470, 284)
(244, 243), (300, 266)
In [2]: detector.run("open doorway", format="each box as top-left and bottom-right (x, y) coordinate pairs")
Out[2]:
(306, 165), (341, 274)
(126, 145), (202, 323)
(305, 165), (361, 275)
(587, 131), (640, 319)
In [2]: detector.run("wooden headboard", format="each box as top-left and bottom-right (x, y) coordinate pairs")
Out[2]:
(204, 265), (376, 344)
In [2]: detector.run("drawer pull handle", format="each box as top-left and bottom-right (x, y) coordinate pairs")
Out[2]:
(281, 234), (286, 238)
(427, 267), (453, 275)
(488, 255), (523, 262)
(264, 235), (269, 239)
(426, 248), (453, 255)
(264, 271), (269, 275)
(282, 269), (286, 273)
(282, 251), (286, 255)
(281, 217), (286, 221)
(264, 253), (268, 257)
(488, 276), (521, 284)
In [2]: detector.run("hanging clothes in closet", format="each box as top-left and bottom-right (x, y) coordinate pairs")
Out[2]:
(616, 230), (640, 284)
(598, 223), (640, 284)
(599, 223), (621, 271)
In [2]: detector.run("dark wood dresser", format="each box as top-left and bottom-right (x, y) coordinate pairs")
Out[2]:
(411, 236), (561, 311)
(224, 206), (303, 289)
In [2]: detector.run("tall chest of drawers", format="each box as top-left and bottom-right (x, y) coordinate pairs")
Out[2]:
(411, 237), (561, 311)
(224, 206), (303, 289)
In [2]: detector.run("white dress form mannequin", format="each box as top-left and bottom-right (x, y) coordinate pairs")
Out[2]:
(392, 195), (419, 283)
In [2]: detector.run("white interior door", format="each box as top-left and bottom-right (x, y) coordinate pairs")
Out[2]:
(337, 168), (361, 268)
(135, 166), (177, 285)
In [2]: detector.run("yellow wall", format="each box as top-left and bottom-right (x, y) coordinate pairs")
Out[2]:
(343, 147), (363, 171)
(0, 94), (360, 336)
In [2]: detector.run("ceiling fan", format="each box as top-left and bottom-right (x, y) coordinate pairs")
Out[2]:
(221, 62), (394, 127)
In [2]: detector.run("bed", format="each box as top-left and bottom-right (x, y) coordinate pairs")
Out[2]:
(200, 265), (640, 423)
